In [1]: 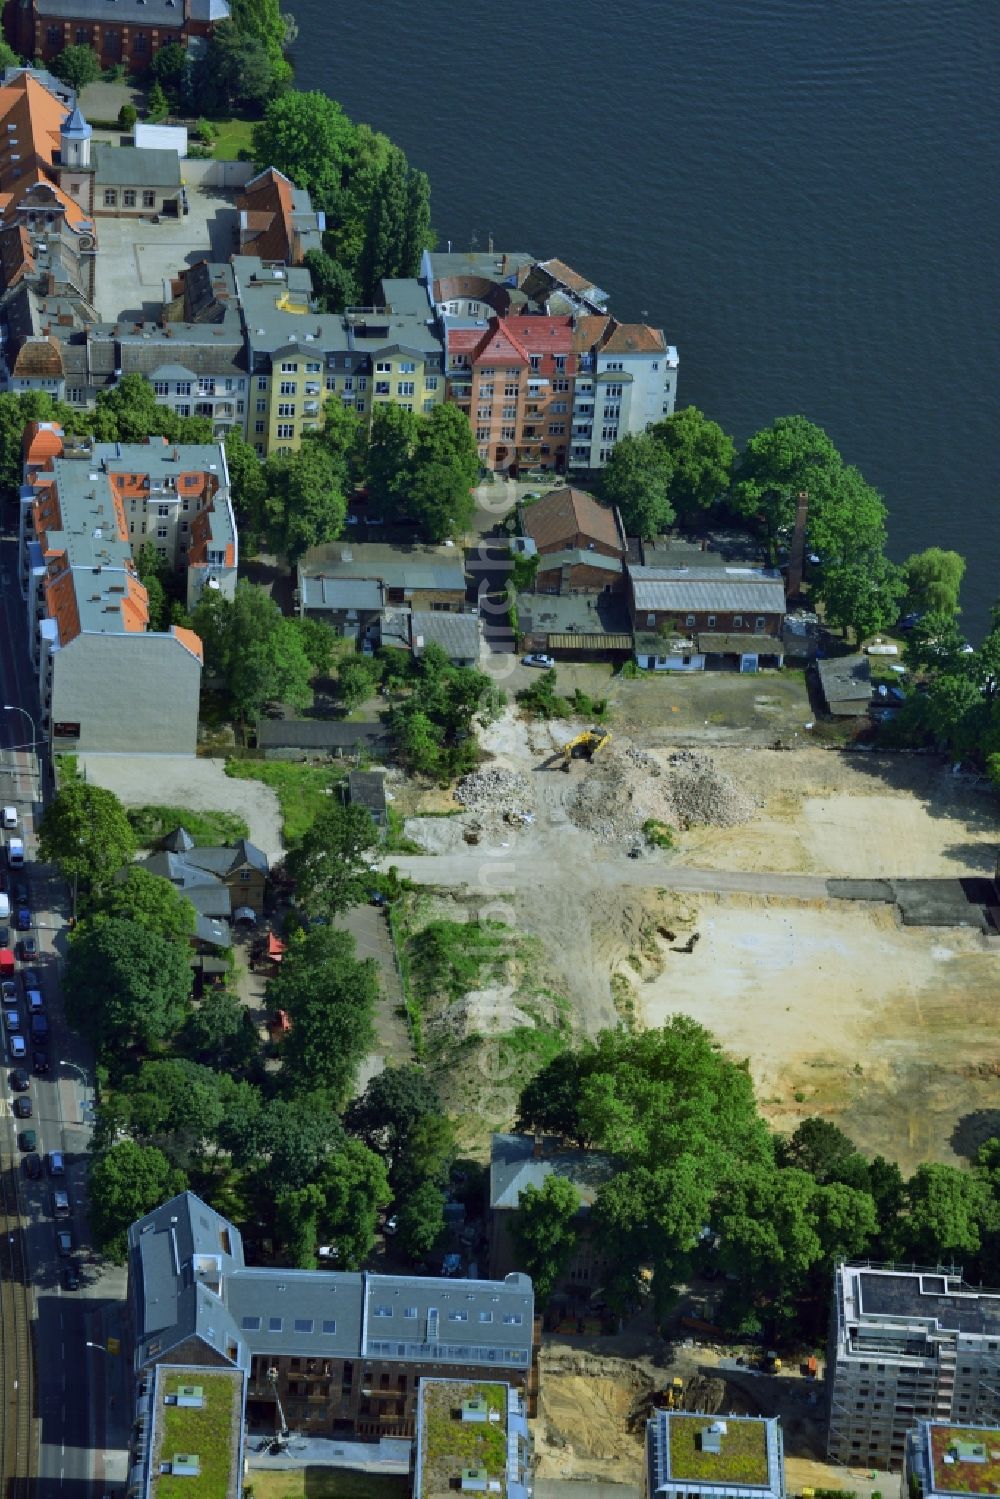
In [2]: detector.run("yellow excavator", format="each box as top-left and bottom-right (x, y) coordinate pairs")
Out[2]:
(561, 728), (612, 769)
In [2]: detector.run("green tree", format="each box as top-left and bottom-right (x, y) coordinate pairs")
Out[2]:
(395, 1113), (456, 1195)
(510, 1176), (581, 1304)
(149, 40), (188, 102)
(601, 432), (674, 538)
(286, 798), (377, 915)
(90, 865), (195, 943)
(63, 918), (191, 1058)
(0, 391), (76, 489)
(650, 406), (735, 523)
(253, 1097), (341, 1186)
(905, 610), (971, 675)
(224, 429), (268, 540)
(407, 403), (480, 540)
(89, 1141), (187, 1261)
(277, 1181), (324, 1268)
(293, 616), (335, 678)
(516, 1051), (592, 1145)
(147, 81), (169, 121)
(337, 655), (379, 710)
(192, 580), (313, 726)
(359, 143), (410, 299)
(313, 1137), (391, 1268)
(51, 44), (100, 93)
(396, 1179), (448, 1261)
(779, 1117), (869, 1188)
(0, 41), (21, 71)
(110, 1058), (233, 1161)
(133, 541), (169, 631)
(367, 402), (419, 518)
(118, 102), (138, 131)
(251, 91), (356, 213)
(732, 415), (843, 555)
(38, 781), (136, 904)
(182, 988), (261, 1071)
(814, 553), (906, 643)
(808, 464), (889, 565)
(305, 248), (360, 314)
(903, 1163), (998, 1263)
(89, 374), (207, 445)
(904, 548), (966, 617)
(317, 395), (368, 488)
(268, 928), (379, 1104)
(195, 23), (284, 114)
(347, 1065), (442, 1165)
(262, 440), (346, 562)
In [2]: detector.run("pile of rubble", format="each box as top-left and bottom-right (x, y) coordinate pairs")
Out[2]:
(455, 766), (534, 824)
(667, 750), (757, 828)
(568, 747), (675, 845)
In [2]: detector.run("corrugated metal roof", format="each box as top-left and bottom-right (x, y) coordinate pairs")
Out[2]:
(547, 632), (632, 651)
(630, 567), (785, 614)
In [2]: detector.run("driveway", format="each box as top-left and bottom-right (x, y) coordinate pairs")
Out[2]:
(77, 754), (284, 863)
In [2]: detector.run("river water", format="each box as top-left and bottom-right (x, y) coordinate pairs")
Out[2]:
(290, 0), (999, 633)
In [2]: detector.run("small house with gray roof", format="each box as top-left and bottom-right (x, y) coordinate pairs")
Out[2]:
(139, 829), (269, 919)
(489, 1133), (618, 1294)
(297, 541), (469, 646)
(127, 1190), (536, 1448)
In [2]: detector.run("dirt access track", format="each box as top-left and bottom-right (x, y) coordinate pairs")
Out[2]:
(393, 720), (1000, 1172)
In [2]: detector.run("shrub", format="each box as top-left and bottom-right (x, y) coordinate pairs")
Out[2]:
(118, 102), (138, 130)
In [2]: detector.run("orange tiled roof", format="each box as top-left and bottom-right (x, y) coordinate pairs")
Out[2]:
(523, 485), (622, 554)
(0, 224), (33, 289)
(172, 626), (204, 663)
(121, 576), (150, 632)
(504, 314), (575, 355)
(599, 320), (665, 355)
(12, 335), (63, 377)
(23, 420), (64, 466)
(571, 313), (613, 354)
(43, 569), (81, 647)
(0, 74), (88, 229)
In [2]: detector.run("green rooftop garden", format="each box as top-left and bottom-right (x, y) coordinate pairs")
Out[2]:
(929, 1425), (1000, 1495)
(420, 1381), (509, 1499)
(667, 1414), (770, 1487)
(152, 1371), (242, 1499)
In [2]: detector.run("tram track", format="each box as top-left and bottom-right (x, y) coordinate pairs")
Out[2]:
(0, 1151), (35, 1499)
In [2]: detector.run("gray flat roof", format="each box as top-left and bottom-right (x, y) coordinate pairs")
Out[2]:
(256, 719), (388, 751)
(299, 542), (466, 595)
(93, 144), (182, 189)
(410, 610), (481, 661)
(816, 654), (872, 704)
(630, 567), (786, 615)
(490, 1133), (616, 1211)
(300, 576), (383, 612)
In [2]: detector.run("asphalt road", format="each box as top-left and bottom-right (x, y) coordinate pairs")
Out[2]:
(0, 527), (125, 1497)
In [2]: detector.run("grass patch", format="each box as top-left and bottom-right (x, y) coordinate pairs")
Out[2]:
(611, 971), (638, 1030)
(384, 806), (424, 854)
(127, 804), (250, 848)
(515, 668), (608, 722)
(408, 918), (513, 1005)
(643, 818), (674, 849)
(207, 115), (255, 160)
(388, 901), (423, 1058)
(224, 759), (344, 844)
(155, 1370), (240, 1499)
(667, 1411), (769, 1484)
(249, 1473), (410, 1499)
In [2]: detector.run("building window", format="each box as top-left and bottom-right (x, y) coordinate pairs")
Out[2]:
(397, 381), (414, 397)
(103, 190), (118, 208)
(733, 615), (743, 628)
(153, 381), (168, 396)
(399, 360), (415, 374)
(254, 421), (266, 435)
(176, 381), (192, 396)
(529, 355), (541, 371)
(646, 613), (656, 628)
(123, 190), (136, 208)
(343, 377), (354, 392)
(707, 615), (716, 628)
(755, 616), (765, 630)
(142, 190), (156, 209)
(276, 423), (294, 440)
(479, 384), (494, 399)
(279, 381), (296, 395)
(257, 376), (268, 390)
(280, 362), (298, 373)
(354, 400), (365, 413)
(176, 404), (190, 417)
(548, 424), (565, 436)
(305, 362), (321, 374)
(685, 614), (695, 627)
(75, 26), (91, 44)
(374, 382), (390, 396)
(326, 377), (336, 392)
(277, 403), (295, 417)
(501, 426), (516, 441)
(156, 526), (168, 540)
(256, 399), (266, 414)
(476, 427), (489, 441)
(157, 505), (169, 518)
(133, 33), (147, 53)
(357, 377), (367, 391)
(426, 376), (438, 391)
(477, 407), (492, 420)
(375, 361), (392, 373)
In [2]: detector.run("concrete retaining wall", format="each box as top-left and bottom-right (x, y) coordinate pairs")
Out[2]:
(180, 158), (255, 189)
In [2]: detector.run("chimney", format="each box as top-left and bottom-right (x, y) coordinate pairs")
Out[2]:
(786, 489), (809, 601)
(532, 1135), (544, 1160)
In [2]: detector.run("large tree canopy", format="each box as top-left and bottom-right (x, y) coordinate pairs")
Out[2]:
(601, 432), (675, 538)
(38, 781), (136, 904)
(650, 406), (735, 523)
(63, 918), (191, 1059)
(267, 928), (379, 1105)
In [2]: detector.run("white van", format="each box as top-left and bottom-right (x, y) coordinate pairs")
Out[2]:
(0, 893), (8, 920)
(1, 807), (16, 830)
(7, 838), (24, 868)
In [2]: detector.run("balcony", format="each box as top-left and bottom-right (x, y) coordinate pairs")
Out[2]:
(303, 401), (320, 415)
(304, 383), (321, 395)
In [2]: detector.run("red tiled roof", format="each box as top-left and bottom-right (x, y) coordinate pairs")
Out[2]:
(0, 74), (88, 229)
(237, 167), (301, 264)
(0, 224), (33, 290)
(504, 314), (574, 355)
(600, 320), (665, 354)
(474, 318), (530, 365)
(538, 257), (599, 295)
(571, 313), (613, 354)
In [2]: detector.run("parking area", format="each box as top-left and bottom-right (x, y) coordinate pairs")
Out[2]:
(92, 189), (239, 320)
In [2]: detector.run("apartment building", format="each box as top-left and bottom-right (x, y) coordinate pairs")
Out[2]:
(127, 1191), (536, 1454)
(646, 1412), (785, 1499)
(903, 1420), (1000, 1499)
(233, 256), (445, 457)
(17, 422), (235, 755)
(828, 1264), (1000, 1472)
(129, 1363), (245, 1499)
(8, 0), (230, 73)
(570, 314), (679, 470)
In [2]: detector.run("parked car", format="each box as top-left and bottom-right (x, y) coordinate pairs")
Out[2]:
(47, 1150), (65, 1177)
(14, 907), (30, 932)
(62, 1264), (80, 1292)
(13, 1095), (31, 1118)
(9, 1066), (29, 1091)
(4, 1007), (19, 1031)
(1, 979), (16, 1003)
(9, 1034), (25, 1059)
(21, 967), (40, 990)
(30, 1013), (48, 1039)
(522, 653), (555, 668)
(33, 1049), (48, 1074)
(18, 1128), (36, 1152)
(11, 880), (28, 904)
(25, 989), (43, 1012)
(55, 1229), (73, 1257)
(383, 1214), (399, 1236)
(1, 806), (16, 830)
(51, 1189), (70, 1218)
(23, 1153), (41, 1180)
(16, 937), (37, 961)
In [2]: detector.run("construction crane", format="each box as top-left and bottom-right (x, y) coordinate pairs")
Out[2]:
(560, 728), (612, 768)
(266, 1366), (291, 1451)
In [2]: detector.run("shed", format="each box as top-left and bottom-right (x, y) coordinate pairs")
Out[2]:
(134, 122), (189, 158)
(346, 770), (387, 830)
(255, 718), (389, 761)
(816, 654), (872, 716)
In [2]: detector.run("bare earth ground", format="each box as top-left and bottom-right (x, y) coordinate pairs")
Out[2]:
(396, 712), (1000, 1171)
